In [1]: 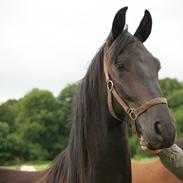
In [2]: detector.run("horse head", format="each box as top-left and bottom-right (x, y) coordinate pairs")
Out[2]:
(104, 7), (176, 150)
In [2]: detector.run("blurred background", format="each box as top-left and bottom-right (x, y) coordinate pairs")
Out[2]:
(0, 0), (183, 169)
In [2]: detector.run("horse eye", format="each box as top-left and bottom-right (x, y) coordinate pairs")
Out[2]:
(115, 63), (125, 72)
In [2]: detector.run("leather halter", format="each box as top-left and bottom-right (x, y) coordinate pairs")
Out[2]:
(103, 38), (167, 133)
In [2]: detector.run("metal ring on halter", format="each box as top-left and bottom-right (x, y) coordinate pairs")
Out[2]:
(107, 80), (114, 92)
(127, 108), (138, 121)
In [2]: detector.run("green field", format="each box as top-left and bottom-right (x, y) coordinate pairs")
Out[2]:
(132, 157), (158, 163)
(4, 161), (50, 171)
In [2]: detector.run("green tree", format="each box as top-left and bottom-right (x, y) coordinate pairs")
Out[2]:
(0, 99), (19, 131)
(0, 85), (78, 163)
(53, 83), (78, 154)
(172, 106), (183, 136)
(15, 88), (58, 160)
(0, 122), (11, 162)
(159, 78), (183, 97)
(167, 90), (183, 109)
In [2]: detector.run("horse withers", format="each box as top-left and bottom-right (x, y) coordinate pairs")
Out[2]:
(0, 7), (176, 183)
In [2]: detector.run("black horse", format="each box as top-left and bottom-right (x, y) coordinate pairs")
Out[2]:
(0, 7), (176, 183)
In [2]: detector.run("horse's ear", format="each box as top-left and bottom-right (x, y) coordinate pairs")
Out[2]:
(134, 10), (152, 42)
(111, 7), (128, 40)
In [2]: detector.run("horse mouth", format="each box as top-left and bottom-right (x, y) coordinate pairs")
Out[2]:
(140, 135), (150, 149)
(140, 135), (158, 151)
(140, 133), (175, 151)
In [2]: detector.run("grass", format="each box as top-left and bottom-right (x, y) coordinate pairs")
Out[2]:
(3, 161), (50, 171)
(132, 156), (158, 163)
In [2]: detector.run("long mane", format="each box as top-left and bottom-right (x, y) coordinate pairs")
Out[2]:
(42, 44), (106, 183)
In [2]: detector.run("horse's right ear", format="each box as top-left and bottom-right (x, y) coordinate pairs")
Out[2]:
(111, 7), (128, 40)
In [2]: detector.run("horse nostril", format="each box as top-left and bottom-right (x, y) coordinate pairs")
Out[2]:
(154, 121), (161, 135)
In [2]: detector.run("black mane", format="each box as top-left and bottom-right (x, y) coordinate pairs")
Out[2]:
(43, 44), (107, 183)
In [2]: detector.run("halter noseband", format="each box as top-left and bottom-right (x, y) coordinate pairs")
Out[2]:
(103, 44), (167, 134)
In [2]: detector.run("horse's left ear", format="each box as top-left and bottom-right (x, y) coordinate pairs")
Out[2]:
(111, 7), (128, 40)
(134, 10), (152, 42)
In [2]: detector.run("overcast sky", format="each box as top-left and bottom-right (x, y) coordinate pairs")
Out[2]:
(0, 0), (183, 102)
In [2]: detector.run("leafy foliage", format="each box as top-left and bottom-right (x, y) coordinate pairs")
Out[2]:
(159, 78), (183, 97)
(0, 86), (75, 163)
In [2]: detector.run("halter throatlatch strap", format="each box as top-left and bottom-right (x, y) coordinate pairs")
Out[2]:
(103, 52), (168, 133)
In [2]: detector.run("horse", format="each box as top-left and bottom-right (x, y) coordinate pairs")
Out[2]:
(132, 138), (183, 183)
(0, 7), (176, 183)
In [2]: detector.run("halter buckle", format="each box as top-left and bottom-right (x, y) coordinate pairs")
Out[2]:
(107, 80), (114, 92)
(128, 108), (138, 121)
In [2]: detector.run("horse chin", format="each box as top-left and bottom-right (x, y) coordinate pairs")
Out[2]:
(142, 137), (161, 150)
(142, 134), (174, 150)
(146, 143), (162, 150)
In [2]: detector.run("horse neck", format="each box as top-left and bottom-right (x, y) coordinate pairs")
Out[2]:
(67, 77), (131, 182)
(86, 108), (132, 183)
